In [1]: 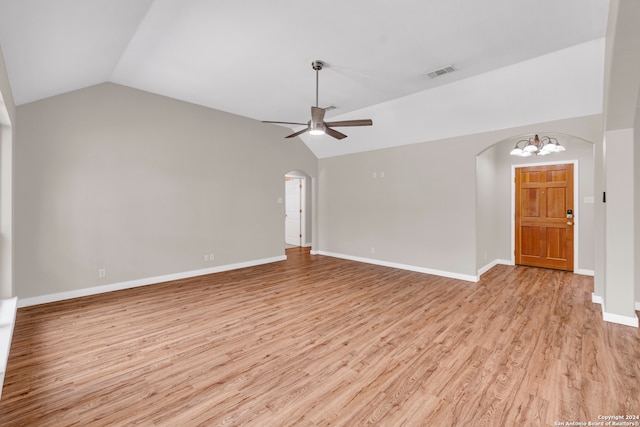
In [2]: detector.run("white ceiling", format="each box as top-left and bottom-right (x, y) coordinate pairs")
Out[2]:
(0, 0), (609, 158)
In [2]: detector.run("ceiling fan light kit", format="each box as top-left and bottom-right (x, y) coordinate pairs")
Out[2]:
(309, 121), (326, 135)
(262, 60), (373, 140)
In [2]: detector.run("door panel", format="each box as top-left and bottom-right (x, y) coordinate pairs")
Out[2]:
(515, 164), (574, 271)
(546, 188), (566, 218)
(521, 227), (542, 257)
(522, 189), (540, 217)
(546, 228), (566, 259)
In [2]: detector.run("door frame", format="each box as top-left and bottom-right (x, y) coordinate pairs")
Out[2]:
(284, 173), (307, 247)
(511, 160), (579, 271)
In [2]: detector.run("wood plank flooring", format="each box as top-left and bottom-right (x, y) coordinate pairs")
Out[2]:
(1, 247), (639, 426)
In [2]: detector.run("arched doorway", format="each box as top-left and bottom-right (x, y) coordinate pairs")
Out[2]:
(475, 133), (595, 276)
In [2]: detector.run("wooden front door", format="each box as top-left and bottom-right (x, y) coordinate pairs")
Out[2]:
(515, 164), (574, 271)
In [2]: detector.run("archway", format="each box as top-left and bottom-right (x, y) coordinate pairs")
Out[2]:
(475, 132), (596, 277)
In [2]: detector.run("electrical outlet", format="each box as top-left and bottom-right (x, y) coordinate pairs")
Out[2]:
(98, 268), (106, 278)
(209, 253), (215, 261)
(204, 254), (210, 262)
(370, 247), (376, 254)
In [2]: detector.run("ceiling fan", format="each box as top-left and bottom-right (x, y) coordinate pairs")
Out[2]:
(262, 60), (373, 140)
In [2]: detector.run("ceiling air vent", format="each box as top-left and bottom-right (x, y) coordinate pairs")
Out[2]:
(427, 65), (457, 79)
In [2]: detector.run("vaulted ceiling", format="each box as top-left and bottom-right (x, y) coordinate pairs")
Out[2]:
(0, 0), (610, 157)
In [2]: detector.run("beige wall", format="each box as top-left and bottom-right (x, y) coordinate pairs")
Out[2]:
(604, 128), (635, 317)
(318, 135), (479, 278)
(15, 83), (317, 299)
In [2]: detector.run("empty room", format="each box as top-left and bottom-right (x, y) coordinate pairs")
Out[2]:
(0, 0), (639, 425)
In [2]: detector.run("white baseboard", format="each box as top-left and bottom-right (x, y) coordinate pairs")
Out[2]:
(18, 255), (287, 308)
(477, 259), (513, 277)
(576, 269), (595, 276)
(313, 251), (478, 282)
(592, 293), (604, 305)
(477, 260), (592, 277)
(0, 297), (18, 400)
(591, 294), (638, 327)
(603, 311), (639, 328)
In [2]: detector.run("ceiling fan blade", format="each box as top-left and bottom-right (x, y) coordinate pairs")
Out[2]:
(311, 106), (325, 124)
(324, 119), (373, 127)
(285, 127), (310, 139)
(262, 120), (307, 126)
(324, 127), (348, 140)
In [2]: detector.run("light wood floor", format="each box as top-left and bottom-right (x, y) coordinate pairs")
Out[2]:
(1, 248), (639, 426)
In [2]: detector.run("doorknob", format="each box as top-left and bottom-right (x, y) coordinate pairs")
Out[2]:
(567, 221), (573, 226)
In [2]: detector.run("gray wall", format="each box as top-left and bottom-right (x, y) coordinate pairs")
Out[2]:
(476, 144), (502, 268)
(15, 83), (317, 299)
(318, 114), (601, 279)
(318, 136), (478, 277)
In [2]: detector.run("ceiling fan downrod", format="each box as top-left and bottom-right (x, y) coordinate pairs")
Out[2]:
(311, 60), (324, 108)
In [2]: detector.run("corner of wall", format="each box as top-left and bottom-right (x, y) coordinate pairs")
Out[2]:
(0, 45), (15, 300)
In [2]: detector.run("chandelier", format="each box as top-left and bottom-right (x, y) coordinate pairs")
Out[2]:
(509, 134), (566, 157)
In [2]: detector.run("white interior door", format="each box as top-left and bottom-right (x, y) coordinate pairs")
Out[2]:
(285, 177), (301, 246)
